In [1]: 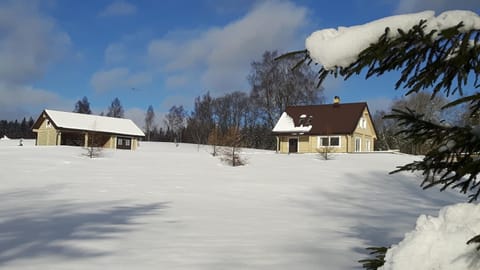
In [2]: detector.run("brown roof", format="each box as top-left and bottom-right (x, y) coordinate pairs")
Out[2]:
(279, 102), (369, 135)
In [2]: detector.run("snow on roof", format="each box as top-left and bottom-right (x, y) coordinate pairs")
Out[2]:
(306, 10), (480, 69)
(272, 112), (312, 133)
(44, 109), (145, 137)
(0, 135), (10, 140)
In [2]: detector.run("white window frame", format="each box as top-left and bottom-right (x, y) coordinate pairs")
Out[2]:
(317, 136), (341, 148)
(359, 117), (367, 129)
(355, 137), (362, 152)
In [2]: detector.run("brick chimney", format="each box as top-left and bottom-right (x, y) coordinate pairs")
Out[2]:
(333, 96), (340, 104)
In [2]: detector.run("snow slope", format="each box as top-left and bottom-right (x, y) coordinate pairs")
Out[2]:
(0, 141), (465, 269)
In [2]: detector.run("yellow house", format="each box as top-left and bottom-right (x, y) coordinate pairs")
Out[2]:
(32, 109), (145, 150)
(272, 101), (377, 153)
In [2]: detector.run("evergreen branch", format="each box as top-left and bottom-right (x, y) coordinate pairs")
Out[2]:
(443, 93), (480, 109)
(274, 49), (308, 61)
(467, 234), (480, 251)
(358, 246), (388, 270)
(387, 108), (480, 201)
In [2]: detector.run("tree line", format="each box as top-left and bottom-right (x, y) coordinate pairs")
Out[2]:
(160, 50), (324, 150)
(6, 48), (474, 155)
(70, 50), (323, 150)
(372, 91), (479, 155)
(1, 50), (323, 148)
(0, 118), (35, 139)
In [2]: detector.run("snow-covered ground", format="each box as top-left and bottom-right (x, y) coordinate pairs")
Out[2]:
(0, 140), (465, 269)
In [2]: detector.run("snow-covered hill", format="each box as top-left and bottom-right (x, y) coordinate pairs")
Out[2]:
(0, 141), (466, 269)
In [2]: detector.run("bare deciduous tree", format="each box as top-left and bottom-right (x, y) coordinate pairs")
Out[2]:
(248, 50), (324, 129)
(164, 105), (186, 145)
(220, 127), (245, 167)
(188, 93), (215, 147)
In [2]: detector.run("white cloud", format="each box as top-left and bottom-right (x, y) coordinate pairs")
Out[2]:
(0, 1), (71, 85)
(395, 0), (480, 14)
(147, 0), (309, 94)
(125, 107), (165, 130)
(99, 0), (137, 17)
(0, 84), (72, 120)
(90, 68), (152, 92)
(125, 107), (146, 130)
(0, 1), (72, 120)
(159, 95), (194, 112)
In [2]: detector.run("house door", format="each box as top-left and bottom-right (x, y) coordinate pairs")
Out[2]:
(355, 138), (361, 152)
(288, 138), (298, 153)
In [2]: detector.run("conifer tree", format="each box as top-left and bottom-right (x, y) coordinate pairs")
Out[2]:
(106, 97), (124, 118)
(281, 15), (480, 269)
(74, 96), (92, 114)
(145, 105), (155, 141)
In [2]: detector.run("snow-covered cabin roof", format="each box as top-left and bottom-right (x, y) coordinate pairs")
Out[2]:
(33, 109), (145, 137)
(272, 112), (312, 133)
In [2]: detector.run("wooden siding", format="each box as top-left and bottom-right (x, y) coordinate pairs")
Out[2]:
(351, 108), (377, 152)
(33, 116), (58, 146)
(278, 135), (349, 153)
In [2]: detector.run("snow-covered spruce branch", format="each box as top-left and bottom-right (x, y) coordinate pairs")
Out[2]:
(282, 20), (480, 105)
(387, 108), (480, 201)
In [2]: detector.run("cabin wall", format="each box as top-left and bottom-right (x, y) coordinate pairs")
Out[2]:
(33, 117), (59, 146)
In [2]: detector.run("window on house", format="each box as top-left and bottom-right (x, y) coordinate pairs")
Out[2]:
(46, 120), (52, 128)
(117, 137), (132, 150)
(330, 137), (340, 146)
(320, 137), (329, 146)
(359, 118), (367, 129)
(318, 136), (340, 147)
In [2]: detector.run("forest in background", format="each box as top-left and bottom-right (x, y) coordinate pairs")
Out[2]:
(2, 50), (477, 154)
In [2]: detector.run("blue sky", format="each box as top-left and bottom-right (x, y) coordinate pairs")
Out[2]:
(0, 0), (479, 127)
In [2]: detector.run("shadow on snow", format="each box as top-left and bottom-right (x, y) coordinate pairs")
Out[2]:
(290, 169), (466, 268)
(0, 187), (168, 266)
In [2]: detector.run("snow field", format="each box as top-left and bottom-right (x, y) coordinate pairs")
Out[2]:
(0, 140), (465, 269)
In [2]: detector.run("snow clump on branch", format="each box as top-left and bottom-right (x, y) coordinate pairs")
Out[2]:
(305, 10), (480, 70)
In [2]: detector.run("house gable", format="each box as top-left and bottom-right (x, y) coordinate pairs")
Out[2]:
(353, 107), (378, 139)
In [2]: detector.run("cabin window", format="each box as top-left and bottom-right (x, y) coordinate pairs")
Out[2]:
(117, 137), (132, 150)
(46, 120), (52, 128)
(319, 137), (329, 146)
(318, 136), (341, 147)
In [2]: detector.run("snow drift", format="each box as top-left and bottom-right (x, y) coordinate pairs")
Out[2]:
(381, 203), (480, 270)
